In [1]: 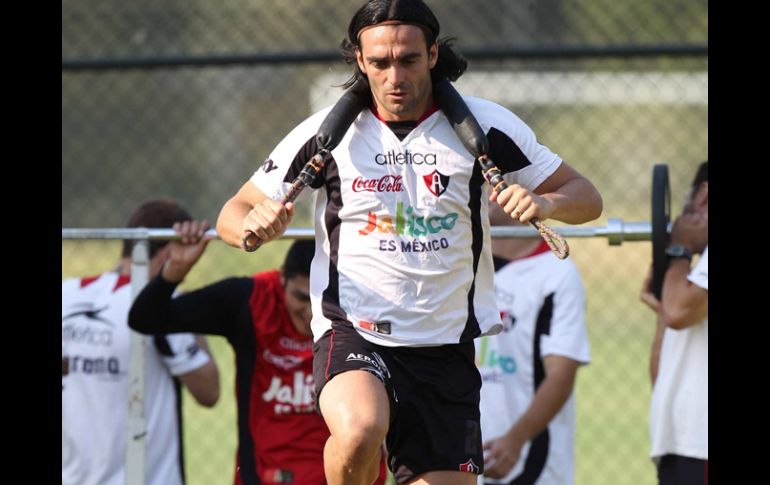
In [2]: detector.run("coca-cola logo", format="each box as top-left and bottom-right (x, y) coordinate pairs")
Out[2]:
(352, 175), (404, 193)
(263, 349), (304, 370)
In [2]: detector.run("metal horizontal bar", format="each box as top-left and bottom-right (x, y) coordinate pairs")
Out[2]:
(61, 218), (661, 244)
(61, 44), (707, 71)
(60, 227), (312, 240)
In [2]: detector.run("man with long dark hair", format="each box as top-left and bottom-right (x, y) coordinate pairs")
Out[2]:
(217, 1), (602, 484)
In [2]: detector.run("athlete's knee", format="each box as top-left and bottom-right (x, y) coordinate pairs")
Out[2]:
(332, 414), (388, 462)
(320, 371), (390, 461)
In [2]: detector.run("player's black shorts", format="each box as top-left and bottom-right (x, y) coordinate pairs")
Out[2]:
(313, 321), (483, 484)
(657, 454), (707, 485)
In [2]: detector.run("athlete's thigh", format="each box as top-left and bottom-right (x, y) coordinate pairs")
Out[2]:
(318, 369), (390, 436)
(313, 323), (393, 434)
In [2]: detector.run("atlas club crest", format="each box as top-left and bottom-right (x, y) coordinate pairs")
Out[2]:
(423, 170), (450, 197)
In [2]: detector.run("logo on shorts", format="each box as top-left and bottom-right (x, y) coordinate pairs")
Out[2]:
(345, 351), (391, 379)
(459, 459), (479, 473)
(423, 170), (450, 197)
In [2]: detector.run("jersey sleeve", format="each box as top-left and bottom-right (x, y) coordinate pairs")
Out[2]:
(128, 274), (254, 341)
(466, 97), (562, 191)
(249, 106), (333, 202)
(539, 262), (591, 364)
(688, 246), (708, 290)
(153, 333), (211, 376)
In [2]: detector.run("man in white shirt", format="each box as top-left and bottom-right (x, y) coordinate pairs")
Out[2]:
(476, 202), (590, 485)
(640, 161), (708, 485)
(216, 1), (603, 482)
(62, 198), (220, 485)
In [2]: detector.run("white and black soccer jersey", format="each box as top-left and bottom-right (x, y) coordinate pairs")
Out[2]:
(476, 243), (591, 485)
(251, 96), (562, 347)
(649, 246), (708, 461)
(62, 272), (211, 485)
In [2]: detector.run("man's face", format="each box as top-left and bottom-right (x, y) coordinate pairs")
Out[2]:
(356, 24), (438, 121)
(283, 275), (312, 337)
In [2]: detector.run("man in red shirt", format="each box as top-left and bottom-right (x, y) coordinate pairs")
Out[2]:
(128, 220), (386, 485)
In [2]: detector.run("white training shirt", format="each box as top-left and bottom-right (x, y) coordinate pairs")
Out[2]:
(62, 272), (211, 485)
(649, 246), (708, 461)
(476, 247), (590, 484)
(251, 96), (562, 347)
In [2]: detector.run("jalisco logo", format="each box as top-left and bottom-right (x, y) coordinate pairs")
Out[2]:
(262, 371), (315, 415)
(476, 336), (517, 374)
(352, 175), (404, 193)
(374, 149), (436, 165)
(358, 202), (458, 237)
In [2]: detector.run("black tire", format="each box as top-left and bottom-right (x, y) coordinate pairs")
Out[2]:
(651, 164), (671, 300)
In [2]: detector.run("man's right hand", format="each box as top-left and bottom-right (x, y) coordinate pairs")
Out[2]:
(162, 220), (214, 283)
(242, 199), (295, 248)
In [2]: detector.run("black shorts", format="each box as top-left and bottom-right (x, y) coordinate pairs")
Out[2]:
(657, 454), (708, 485)
(313, 322), (483, 484)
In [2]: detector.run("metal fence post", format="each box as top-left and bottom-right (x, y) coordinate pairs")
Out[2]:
(126, 238), (149, 485)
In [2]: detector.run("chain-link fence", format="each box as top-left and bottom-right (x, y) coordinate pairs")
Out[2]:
(62, 1), (707, 484)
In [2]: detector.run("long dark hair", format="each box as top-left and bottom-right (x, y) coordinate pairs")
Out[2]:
(691, 160), (708, 189)
(339, 0), (467, 94)
(282, 240), (315, 280)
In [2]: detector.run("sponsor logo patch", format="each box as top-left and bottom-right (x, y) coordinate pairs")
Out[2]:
(262, 158), (278, 173)
(262, 371), (315, 414)
(423, 170), (450, 197)
(374, 150), (436, 165)
(459, 459), (479, 473)
(263, 349), (305, 370)
(358, 202), (458, 237)
(352, 175), (403, 193)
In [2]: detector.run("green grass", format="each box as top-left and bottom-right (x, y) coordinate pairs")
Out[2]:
(62, 237), (659, 485)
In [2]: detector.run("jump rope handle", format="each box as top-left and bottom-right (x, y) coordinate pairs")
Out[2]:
(434, 79), (569, 260)
(241, 152), (327, 252)
(242, 84), (370, 252)
(478, 155), (569, 259)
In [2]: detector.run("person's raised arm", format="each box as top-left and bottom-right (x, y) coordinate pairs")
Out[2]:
(216, 180), (295, 248)
(128, 220), (254, 339)
(660, 212), (708, 330)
